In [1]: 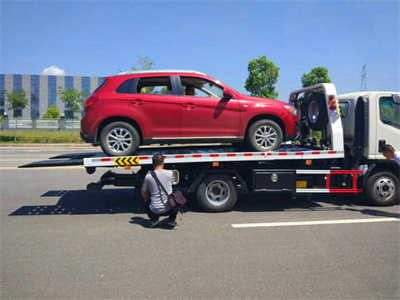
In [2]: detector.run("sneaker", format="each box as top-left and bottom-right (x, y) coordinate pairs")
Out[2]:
(167, 220), (177, 227)
(150, 218), (161, 227)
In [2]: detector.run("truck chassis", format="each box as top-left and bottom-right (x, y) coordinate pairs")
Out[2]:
(20, 84), (399, 211)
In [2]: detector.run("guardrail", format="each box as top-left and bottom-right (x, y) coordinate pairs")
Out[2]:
(1, 116), (80, 130)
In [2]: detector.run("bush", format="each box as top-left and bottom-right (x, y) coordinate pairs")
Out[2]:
(42, 105), (60, 119)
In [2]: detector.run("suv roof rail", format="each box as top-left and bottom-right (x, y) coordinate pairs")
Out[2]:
(117, 69), (206, 75)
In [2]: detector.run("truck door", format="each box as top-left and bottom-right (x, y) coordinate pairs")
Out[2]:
(375, 94), (400, 157)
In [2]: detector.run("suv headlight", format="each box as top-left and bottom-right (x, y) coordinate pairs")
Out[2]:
(284, 105), (298, 116)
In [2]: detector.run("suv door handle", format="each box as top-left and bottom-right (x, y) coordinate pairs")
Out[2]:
(130, 99), (144, 106)
(182, 103), (196, 110)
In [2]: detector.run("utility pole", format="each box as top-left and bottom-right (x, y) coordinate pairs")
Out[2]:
(360, 64), (367, 91)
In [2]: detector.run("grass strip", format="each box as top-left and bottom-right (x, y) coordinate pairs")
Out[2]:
(0, 131), (84, 143)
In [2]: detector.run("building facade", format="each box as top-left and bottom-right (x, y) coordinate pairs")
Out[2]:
(0, 74), (104, 118)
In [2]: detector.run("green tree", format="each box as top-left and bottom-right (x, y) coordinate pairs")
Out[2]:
(301, 67), (331, 87)
(131, 56), (155, 71)
(245, 55), (280, 99)
(58, 87), (86, 118)
(4, 89), (29, 117)
(42, 105), (60, 119)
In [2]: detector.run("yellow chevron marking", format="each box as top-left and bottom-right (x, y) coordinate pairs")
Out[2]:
(114, 156), (140, 166)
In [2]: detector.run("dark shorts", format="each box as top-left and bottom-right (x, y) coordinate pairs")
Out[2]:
(146, 203), (178, 221)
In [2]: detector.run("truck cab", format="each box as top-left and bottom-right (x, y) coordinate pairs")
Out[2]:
(338, 91), (400, 160)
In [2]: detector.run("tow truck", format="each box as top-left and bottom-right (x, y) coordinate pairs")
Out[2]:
(20, 84), (400, 212)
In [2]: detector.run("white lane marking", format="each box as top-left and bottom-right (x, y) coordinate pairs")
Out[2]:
(232, 218), (400, 228)
(0, 159), (53, 161)
(0, 166), (85, 170)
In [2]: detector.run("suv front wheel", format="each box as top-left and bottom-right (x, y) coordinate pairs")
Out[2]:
(100, 122), (140, 156)
(247, 119), (283, 152)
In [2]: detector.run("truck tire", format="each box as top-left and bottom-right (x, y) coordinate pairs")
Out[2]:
(365, 171), (399, 206)
(196, 174), (237, 212)
(100, 122), (140, 156)
(247, 119), (283, 152)
(306, 93), (329, 131)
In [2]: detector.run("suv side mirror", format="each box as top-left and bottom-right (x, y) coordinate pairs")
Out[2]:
(222, 88), (233, 101)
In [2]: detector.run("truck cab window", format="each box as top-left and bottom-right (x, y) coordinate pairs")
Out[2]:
(379, 97), (400, 128)
(339, 101), (350, 118)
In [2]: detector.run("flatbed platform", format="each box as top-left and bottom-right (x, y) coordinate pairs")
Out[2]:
(19, 144), (343, 169)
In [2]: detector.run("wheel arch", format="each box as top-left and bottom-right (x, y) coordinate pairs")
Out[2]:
(187, 169), (247, 194)
(362, 160), (400, 187)
(245, 114), (287, 141)
(363, 162), (399, 206)
(96, 117), (143, 144)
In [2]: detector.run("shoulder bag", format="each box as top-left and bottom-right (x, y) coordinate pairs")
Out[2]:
(151, 171), (187, 208)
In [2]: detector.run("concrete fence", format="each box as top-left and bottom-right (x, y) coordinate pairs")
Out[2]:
(1, 115), (80, 131)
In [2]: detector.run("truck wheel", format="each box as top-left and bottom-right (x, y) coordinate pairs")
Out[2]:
(196, 175), (237, 212)
(247, 119), (283, 152)
(365, 172), (399, 206)
(100, 122), (140, 156)
(306, 93), (329, 131)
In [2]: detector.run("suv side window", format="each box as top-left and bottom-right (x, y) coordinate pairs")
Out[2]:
(180, 76), (224, 98)
(379, 96), (400, 128)
(136, 76), (173, 95)
(116, 78), (136, 94)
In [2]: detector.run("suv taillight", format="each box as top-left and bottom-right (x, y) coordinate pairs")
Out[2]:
(84, 96), (99, 109)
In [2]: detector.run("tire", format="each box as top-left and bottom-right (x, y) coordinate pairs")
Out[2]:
(365, 172), (399, 206)
(306, 93), (329, 131)
(247, 119), (283, 152)
(196, 175), (237, 212)
(100, 122), (140, 156)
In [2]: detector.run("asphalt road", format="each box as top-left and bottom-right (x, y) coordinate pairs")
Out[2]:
(1, 146), (399, 299)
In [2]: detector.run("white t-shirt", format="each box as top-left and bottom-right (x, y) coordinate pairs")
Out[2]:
(394, 153), (400, 165)
(142, 169), (174, 214)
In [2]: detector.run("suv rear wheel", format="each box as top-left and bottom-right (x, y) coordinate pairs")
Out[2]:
(247, 119), (283, 151)
(100, 122), (140, 156)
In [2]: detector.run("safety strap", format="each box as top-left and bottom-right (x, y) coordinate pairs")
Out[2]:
(150, 171), (170, 196)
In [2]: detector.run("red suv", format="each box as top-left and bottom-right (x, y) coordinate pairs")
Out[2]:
(81, 70), (299, 156)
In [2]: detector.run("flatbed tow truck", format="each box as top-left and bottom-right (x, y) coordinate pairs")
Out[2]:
(20, 84), (400, 212)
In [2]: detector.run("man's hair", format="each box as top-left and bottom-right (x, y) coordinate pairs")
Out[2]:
(152, 154), (164, 167)
(381, 144), (395, 153)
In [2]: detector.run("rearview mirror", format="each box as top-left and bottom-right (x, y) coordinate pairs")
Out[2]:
(222, 88), (233, 101)
(391, 94), (400, 104)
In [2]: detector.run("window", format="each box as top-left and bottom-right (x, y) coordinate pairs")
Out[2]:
(0, 74), (5, 116)
(180, 76), (224, 98)
(339, 101), (350, 118)
(136, 77), (172, 95)
(82, 77), (90, 96)
(65, 76), (74, 90)
(379, 96), (400, 128)
(13, 75), (23, 117)
(48, 76), (57, 108)
(30, 75), (40, 119)
(116, 78), (136, 94)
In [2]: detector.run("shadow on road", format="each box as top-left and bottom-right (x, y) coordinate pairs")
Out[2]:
(8, 188), (399, 219)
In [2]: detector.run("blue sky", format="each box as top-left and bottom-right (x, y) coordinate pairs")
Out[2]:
(1, 0), (399, 100)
